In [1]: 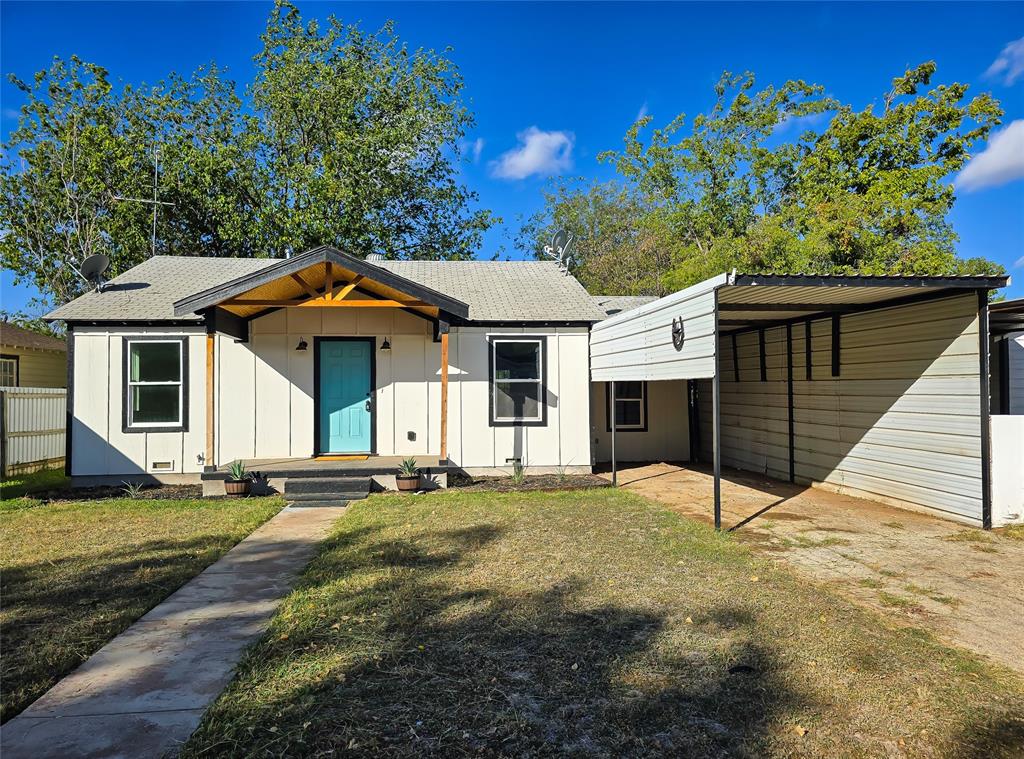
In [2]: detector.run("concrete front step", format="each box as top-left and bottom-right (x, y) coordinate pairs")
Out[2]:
(288, 491), (367, 502)
(288, 499), (350, 508)
(283, 476), (370, 506)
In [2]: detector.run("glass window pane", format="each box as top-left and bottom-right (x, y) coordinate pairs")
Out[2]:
(0, 359), (15, 386)
(494, 341), (539, 380)
(495, 381), (541, 420)
(615, 399), (642, 427)
(616, 381), (644, 400)
(130, 342), (180, 382)
(131, 385), (180, 424)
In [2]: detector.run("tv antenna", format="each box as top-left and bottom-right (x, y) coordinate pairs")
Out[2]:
(75, 253), (111, 292)
(112, 145), (174, 257)
(542, 229), (575, 273)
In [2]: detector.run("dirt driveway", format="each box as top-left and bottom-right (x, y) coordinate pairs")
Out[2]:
(605, 462), (1024, 675)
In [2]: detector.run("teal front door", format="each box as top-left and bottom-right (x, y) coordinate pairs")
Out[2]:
(317, 339), (373, 454)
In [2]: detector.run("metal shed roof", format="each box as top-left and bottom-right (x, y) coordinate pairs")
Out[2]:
(717, 273), (1009, 332)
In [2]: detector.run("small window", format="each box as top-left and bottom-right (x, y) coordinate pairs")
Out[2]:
(489, 337), (546, 426)
(124, 338), (188, 432)
(607, 381), (647, 431)
(0, 355), (18, 387)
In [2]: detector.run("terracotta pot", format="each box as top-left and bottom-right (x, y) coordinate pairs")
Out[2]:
(224, 479), (251, 497)
(396, 474), (420, 492)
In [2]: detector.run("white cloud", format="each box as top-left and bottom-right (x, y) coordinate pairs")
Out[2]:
(985, 36), (1024, 86)
(490, 127), (574, 180)
(956, 120), (1024, 192)
(636, 102), (649, 122)
(773, 111), (828, 135)
(470, 137), (484, 163)
(1015, 255), (1024, 268)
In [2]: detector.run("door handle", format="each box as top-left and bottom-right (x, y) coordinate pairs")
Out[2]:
(365, 399), (372, 412)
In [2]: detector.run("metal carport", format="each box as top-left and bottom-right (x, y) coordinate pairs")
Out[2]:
(590, 272), (1009, 529)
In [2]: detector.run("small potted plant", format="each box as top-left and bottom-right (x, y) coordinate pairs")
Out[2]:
(224, 459), (252, 497)
(396, 456), (420, 492)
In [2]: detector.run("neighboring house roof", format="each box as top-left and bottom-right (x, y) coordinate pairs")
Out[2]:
(592, 295), (659, 319)
(0, 322), (67, 352)
(47, 252), (607, 324)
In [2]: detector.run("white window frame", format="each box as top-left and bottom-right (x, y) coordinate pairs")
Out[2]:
(489, 337), (546, 426)
(125, 338), (186, 431)
(608, 380), (647, 431)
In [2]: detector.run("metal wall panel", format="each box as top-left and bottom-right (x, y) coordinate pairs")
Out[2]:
(589, 274), (726, 382)
(701, 293), (985, 524)
(0, 386), (66, 475)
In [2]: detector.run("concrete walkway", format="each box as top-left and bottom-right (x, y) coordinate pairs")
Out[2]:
(607, 463), (1024, 675)
(0, 505), (343, 759)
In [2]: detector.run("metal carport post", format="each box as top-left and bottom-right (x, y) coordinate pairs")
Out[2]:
(713, 290), (722, 531)
(610, 380), (617, 487)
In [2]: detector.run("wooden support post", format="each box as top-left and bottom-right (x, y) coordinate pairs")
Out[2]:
(205, 333), (215, 469)
(324, 262), (333, 301)
(439, 330), (449, 462)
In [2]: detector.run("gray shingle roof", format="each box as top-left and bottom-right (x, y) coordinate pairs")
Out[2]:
(374, 261), (606, 322)
(592, 295), (659, 319)
(46, 255), (606, 323)
(46, 257), (278, 322)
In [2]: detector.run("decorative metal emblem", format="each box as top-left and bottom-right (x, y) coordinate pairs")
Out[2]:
(671, 317), (685, 351)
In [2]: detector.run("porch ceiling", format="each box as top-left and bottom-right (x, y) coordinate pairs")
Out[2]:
(172, 246), (470, 321)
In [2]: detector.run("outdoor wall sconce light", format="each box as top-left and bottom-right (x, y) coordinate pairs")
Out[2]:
(380, 338), (392, 352)
(295, 337), (308, 351)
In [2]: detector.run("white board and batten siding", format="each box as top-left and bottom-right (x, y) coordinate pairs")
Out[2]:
(698, 292), (987, 525)
(215, 306), (592, 471)
(70, 326), (207, 477)
(590, 274), (727, 383)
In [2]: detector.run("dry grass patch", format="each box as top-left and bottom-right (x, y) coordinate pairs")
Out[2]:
(0, 495), (282, 721)
(184, 489), (1024, 758)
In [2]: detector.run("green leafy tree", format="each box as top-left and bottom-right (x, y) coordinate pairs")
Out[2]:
(524, 64), (1004, 294)
(247, 3), (494, 260)
(0, 0), (494, 309)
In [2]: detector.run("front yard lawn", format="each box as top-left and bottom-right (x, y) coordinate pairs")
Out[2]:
(185, 489), (1024, 757)
(0, 495), (283, 722)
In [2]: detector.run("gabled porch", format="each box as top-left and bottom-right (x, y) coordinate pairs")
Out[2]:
(172, 247), (470, 483)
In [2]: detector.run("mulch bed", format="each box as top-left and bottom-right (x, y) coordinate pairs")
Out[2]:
(13, 484), (206, 503)
(447, 472), (610, 493)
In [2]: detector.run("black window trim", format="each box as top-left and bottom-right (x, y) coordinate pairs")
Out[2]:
(121, 336), (190, 434)
(487, 335), (548, 428)
(0, 354), (20, 387)
(605, 380), (649, 432)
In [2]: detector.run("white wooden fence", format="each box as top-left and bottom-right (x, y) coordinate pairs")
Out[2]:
(0, 386), (66, 477)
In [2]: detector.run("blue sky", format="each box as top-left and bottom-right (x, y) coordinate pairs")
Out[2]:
(2, 1), (1023, 312)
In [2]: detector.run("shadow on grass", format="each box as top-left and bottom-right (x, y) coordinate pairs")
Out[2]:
(186, 520), (814, 757)
(1, 533), (249, 722)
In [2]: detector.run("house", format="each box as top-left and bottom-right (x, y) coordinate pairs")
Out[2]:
(47, 247), (1016, 527)
(0, 322), (67, 388)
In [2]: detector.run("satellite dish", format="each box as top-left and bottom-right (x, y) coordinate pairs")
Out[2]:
(542, 229), (575, 273)
(80, 254), (110, 290)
